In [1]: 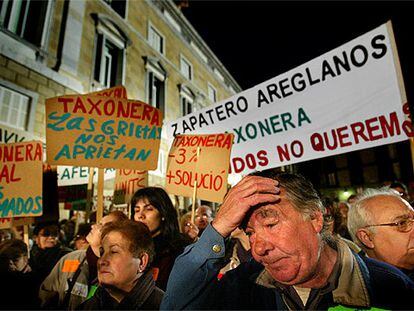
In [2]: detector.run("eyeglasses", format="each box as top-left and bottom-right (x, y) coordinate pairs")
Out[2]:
(363, 217), (414, 233)
(40, 230), (59, 238)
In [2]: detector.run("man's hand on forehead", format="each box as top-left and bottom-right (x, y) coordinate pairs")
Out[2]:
(212, 175), (281, 237)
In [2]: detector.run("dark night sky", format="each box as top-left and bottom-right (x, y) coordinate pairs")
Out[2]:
(182, 1), (414, 106)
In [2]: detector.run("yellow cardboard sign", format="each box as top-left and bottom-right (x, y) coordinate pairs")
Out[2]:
(166, 133), (234, 203)
(114, 169), (148, 204)
(0, 141), (43, 218)
(46, 95), (162, 170)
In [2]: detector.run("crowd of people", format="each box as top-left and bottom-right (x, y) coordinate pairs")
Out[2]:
(0, 170), (413, 310)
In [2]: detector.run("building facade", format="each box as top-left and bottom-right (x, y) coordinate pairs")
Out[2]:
(0, 0), (241, 208)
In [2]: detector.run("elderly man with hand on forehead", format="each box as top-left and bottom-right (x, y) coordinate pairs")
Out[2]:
(161, 171), (414, 310)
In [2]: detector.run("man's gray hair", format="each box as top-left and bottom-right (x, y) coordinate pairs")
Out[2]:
(347, 187), (401, 247)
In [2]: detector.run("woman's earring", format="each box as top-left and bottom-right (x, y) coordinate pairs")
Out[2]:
(161, 217), (165, 221)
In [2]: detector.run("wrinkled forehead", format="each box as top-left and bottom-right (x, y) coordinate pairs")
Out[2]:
(244, 203), (291, 229)
(102, 230), (129, 247)
(367, 195), (414, 220)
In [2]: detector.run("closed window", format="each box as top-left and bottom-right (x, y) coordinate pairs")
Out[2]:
(208, 83), (217, 102)
(144, 57), (167, 115)
(147, 72), (165, 113)
(0, 0), (50, 47)
(0, 84), (30, 130)
(179, 85), (195, 117)
(91, 14), (130, 89)
(181, 96), (192, 116)
(180, 55), (193, 81)
(148, 24), (164, 54)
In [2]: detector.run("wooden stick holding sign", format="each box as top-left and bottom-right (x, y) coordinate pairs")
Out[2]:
(85, 167), (95, 222)
(191, 147), (201, 223)
(96, 168), (104, 223)
(166, 133), (234, 205)
(23, 225), (30, 258)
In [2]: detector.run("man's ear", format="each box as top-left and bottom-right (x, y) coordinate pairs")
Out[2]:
(356, 229), (375, 249)
(310, 211), (324, 233)
(138, 253), (149, 273)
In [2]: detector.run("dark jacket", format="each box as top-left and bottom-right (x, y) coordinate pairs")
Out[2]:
(78, 269), (164, 310)
(30, 243), (72, 283)
(161, 224), (414, 310)
(153, 233), (190, 291)
(0, 270), (41, 309)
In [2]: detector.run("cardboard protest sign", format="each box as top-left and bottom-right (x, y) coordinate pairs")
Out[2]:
(46, 95), (163, 170)
(0, 217), (34, 229)
(166, 133), (234, 203)
(55, 86), (124, 186)
(166, 22), (411, 175)
(113, 170), (148, 204)
(0, 141), (43, 218)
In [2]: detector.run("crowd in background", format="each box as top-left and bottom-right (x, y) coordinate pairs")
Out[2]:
(0, 176), (413, 310)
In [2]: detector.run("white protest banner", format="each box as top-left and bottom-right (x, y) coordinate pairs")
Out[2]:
(166, 22), (411, 175)
(0, 141), (43, 218)
(57, 166), (115, 186)
(166, 133), (234, 203)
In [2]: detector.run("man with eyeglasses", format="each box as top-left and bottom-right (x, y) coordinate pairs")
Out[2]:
(348, 188), (414, 281)
(194, 205), (213, 236)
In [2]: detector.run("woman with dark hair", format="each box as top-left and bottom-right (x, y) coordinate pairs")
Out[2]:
(0, 239), (40, 309)
(130, 187), (191, 290)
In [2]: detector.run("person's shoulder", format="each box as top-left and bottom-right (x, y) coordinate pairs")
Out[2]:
(361, 256), (414, 286)
(148, 286), (164, 307)
(76, 287), (102, 310)
(60, 249), (87, 261)
(60, 245), (74, 254)
(359, 256), (414, 309)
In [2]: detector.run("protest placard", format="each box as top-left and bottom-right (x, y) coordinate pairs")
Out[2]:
(0, 217), (34, 229)
(57, 166), (115, 186)
(113, 169), (148, 204)
(166, 22), (411, 175)
(0, 141), (43, 218)
(88, 85), (127, 99)
(165, 133), (234, 203)
(46, 95), (162, 170)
